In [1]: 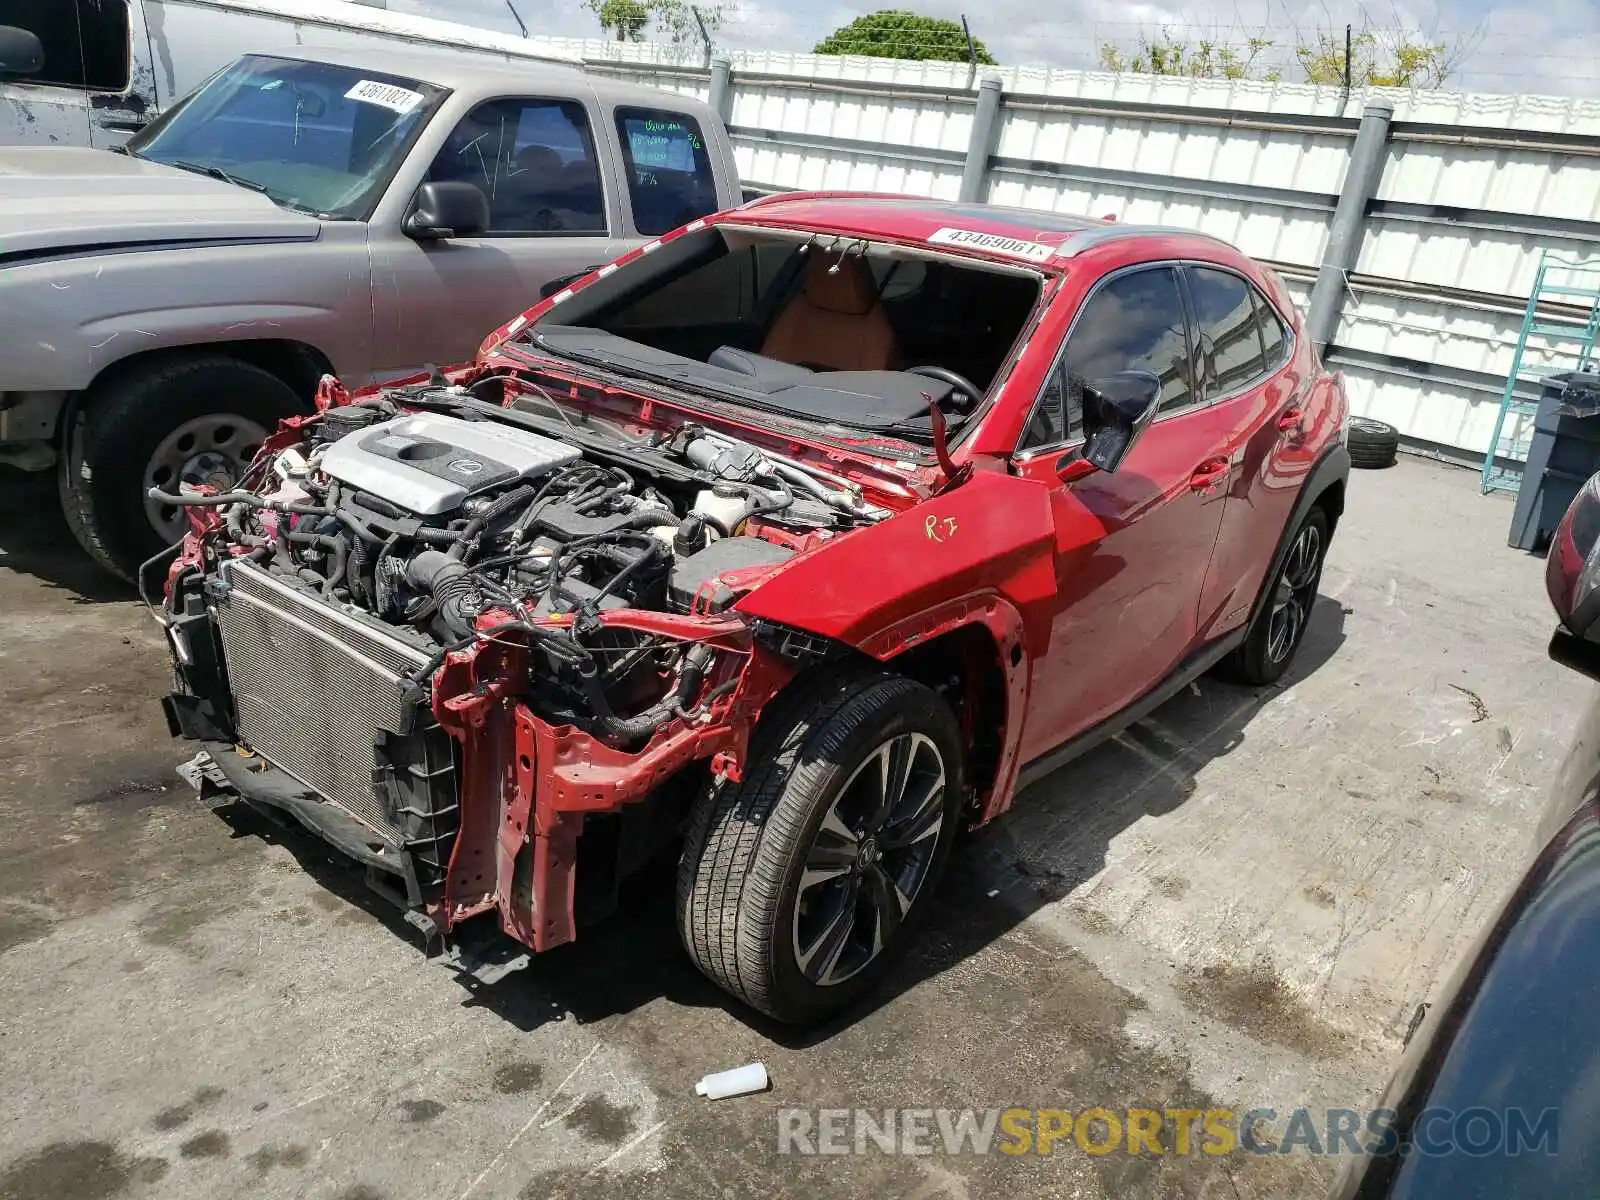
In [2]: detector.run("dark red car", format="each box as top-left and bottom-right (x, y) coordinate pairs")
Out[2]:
(153, 194), (1350, 1024)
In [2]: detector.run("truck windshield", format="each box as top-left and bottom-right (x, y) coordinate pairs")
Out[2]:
(124, 55), (448, 221)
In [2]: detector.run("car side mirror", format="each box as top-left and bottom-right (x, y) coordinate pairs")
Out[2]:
(0, 26), (45, 78)
(404, 181), (490, 241)
(1547, 473), (1600, 680)
(1078, 370), (1163, 474)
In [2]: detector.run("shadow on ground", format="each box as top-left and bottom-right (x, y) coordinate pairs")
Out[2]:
(0, 471), (136, 603)
(225, 597), (1348, 1045)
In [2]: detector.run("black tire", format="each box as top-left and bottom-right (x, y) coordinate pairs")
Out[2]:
(1347, 417), (1399, 469)
(59, 356), (302, 581)
(676, 670), (964, 1024)
(1216, 506), (1330, 687)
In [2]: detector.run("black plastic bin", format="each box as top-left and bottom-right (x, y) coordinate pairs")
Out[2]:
(1509, 370), (1600, 554)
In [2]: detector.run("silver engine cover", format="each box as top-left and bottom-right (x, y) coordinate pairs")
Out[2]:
(319, 411), (580, 515)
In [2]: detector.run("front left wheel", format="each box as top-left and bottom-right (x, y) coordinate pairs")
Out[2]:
(677, 671), (964, 1024)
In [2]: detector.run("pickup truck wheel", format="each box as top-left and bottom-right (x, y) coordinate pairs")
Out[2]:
(60, 357), (299, 581)
(1216, 506), (1330, 687)
(677, 671), (963, 1024)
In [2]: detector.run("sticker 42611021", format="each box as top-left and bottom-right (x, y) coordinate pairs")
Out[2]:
(345, 79), (425, 115)
(928, 227), (1056, 263)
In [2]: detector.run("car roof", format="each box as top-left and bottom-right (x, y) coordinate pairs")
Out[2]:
(727, 193), (1238, 268)
(263, 46), (719, 117)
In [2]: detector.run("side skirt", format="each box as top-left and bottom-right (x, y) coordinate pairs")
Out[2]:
(1013, 627), (1248, 794)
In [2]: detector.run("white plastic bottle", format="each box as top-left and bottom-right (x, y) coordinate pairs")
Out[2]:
(694, 1062), (769, 1099)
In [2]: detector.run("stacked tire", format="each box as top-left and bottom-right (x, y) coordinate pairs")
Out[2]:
(1347, 417), (1400, 470)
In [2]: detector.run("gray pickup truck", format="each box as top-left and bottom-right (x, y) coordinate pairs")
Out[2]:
(0, 44), (742, 580)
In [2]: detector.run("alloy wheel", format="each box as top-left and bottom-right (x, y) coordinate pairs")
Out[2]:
(792, 732), (948, 987)
(1267, 522), (1322, 664)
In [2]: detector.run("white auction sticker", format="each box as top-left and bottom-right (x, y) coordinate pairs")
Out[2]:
(344, 79), (425, 114)
(928, 226), (1056, 263)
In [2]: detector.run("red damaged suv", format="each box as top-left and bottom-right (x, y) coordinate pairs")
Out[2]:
(153, 195), (1350, 1023)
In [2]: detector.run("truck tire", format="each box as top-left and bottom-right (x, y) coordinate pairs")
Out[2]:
(1348, 417), (1400, 469)
(677, 670), (964, 1024)
(1216, 506), (1330, 687)
(60, 356), (300, 581)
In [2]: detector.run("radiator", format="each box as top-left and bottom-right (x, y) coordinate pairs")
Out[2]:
(211, 559), (432, 836)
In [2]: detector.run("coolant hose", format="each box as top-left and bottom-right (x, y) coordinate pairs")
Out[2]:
(147, 488), (384, 544)
(577, 643), (716, 740)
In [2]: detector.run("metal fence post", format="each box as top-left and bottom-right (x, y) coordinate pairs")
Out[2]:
(709, 56), (734, 125)
(959, 75), (1003, 204)
(1306, 101), (1394, 353)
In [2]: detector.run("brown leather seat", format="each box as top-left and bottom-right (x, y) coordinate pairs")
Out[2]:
(761, 254), (900, 371)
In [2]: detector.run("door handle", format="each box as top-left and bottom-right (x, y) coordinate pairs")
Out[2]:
(1189, 457), (1229, 491)
(1276, 407), (1304, 432)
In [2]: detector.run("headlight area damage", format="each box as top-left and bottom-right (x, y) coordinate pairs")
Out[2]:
(151, 372), (903, 972)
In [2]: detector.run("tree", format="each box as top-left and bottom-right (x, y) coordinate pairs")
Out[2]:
(814, 10), (996, 64)
(1096, 24), (1470, 88)
(1098, 30), (1277, 80)
(583, 0), (724, 47)
(1296, 29), (1452, 88)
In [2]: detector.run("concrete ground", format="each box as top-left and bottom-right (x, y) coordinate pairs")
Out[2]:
(0, 456), (1587, 1200)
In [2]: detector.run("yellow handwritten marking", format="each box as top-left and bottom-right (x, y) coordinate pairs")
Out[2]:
(924, 515), (959, 543)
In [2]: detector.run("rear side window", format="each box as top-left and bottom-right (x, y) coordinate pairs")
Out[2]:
(6, 0), (129, 90)
(1020, 266), (1193, 449)
(615, 107), (718, 236)
(426, 97), (606, 235)
(1186, 267), (1268, 398)
(1256, 291), (1289, 368)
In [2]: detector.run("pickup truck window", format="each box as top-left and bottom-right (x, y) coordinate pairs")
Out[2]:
(124, 55), (445, 221)
(615, 107), (718, 236)
(425, 97), (607, 236)
(6, 0), (128, 91)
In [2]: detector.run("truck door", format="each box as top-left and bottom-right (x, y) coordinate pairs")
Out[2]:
(0, 1), (156, 148)
(88, 0), (158, 147)
(369, 93), (627, 381)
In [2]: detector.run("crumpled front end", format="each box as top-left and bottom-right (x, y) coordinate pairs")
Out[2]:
(150, 374), (906, 960)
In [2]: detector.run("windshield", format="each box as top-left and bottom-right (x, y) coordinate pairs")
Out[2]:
(527, 226), (1042, 447)
(125, 55), (448, 220)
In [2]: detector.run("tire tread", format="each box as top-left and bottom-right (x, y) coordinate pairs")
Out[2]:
(676, 669), (954, 1021)
(60, 355), (299, 581)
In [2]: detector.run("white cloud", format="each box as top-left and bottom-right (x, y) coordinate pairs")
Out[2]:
(397, 0), (1600, 96)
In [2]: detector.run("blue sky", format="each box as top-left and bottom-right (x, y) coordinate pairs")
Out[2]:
(393, 0), (1600, 96)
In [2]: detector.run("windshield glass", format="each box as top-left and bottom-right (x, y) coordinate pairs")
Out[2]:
(125, 55), (448, 220)
(527, 226), (1041, 446)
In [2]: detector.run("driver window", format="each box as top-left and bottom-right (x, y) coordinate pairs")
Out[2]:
(424, 97), (607, 236)
(1021, 266), (1192, 452)
(5, 0), (129, 91)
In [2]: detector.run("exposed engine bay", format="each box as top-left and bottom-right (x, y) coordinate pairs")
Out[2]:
(162, 385), (886, 737)
(155, 382), (898, 945)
